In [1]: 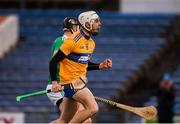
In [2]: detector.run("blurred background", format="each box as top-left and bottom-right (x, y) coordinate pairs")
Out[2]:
(0, 0), (180, 123)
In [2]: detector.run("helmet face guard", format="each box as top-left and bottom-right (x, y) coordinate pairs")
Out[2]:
(63, 17), (79, 32)
(78, 11), (100, 34)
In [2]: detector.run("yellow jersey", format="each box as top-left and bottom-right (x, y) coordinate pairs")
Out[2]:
(59, 30), (95, 84)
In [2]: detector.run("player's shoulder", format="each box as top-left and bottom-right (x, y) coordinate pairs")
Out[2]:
(62, 31), (82, 43)
(54, 36), (63, 43)
(71, 31), (84, 42)
(52, 36), (64, 46)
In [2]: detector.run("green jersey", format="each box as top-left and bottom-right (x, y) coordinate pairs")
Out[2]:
(48, 35), (67, 84)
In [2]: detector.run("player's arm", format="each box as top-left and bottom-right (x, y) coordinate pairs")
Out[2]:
(49, 38), (74, 92)
(87, 59), (112, 71)
(49, 49), (66, 92)
(87, 61), (100, 71)
(100, 59), (112, 69)
(49, 49), (66, 81)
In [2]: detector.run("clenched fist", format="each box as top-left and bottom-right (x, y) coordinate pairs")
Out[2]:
(52, 81), (62, 92)
(99, 58), (112, 69)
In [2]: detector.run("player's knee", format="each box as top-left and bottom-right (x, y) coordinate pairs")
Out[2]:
(87, 118), (92, 123)
(89, 105), (99, 116)
(55, 118), (67, 123)
(83, 118), (92, 123)
(89, 118), (92, 123)
(50, 118), (63, 124)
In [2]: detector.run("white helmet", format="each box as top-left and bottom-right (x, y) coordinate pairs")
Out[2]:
(78, 11), (100, 32)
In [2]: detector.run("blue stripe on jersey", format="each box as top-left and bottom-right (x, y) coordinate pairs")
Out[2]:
(73, 32), (83, 42)
(67, 53), (91, 64)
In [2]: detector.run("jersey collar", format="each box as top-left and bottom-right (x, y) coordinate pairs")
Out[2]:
(80, 30), (90, 40)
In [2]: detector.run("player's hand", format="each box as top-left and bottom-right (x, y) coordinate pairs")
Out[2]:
(52, 81), (62, 92)
(99, 58), (112, 69)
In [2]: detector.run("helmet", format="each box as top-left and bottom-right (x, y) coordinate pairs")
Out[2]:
(78, 11), (100, 33)
(62, 17), (79, 32)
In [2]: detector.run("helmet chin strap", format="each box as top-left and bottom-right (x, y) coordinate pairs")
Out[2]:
(88, 20), (99, 36)
(63, 28), (73, 34)
(70, 27), (77, 34)
(70, 29), (75, 34)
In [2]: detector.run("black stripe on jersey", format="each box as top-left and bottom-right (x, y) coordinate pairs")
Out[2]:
(87, 61), (100, 71)
(73, 32), (83, 42)
(49, 49), (66, 81)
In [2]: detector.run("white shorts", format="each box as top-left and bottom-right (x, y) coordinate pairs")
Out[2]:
(46, 84), (64, 106)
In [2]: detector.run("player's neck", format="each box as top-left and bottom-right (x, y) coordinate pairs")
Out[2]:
(81, 29), (90, 37)
(64, 31), (72, 37)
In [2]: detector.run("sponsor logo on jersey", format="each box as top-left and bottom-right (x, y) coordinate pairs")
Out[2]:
(78, 55), (90, 63)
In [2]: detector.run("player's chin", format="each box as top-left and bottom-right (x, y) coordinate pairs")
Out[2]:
(91, 30), (99, 36)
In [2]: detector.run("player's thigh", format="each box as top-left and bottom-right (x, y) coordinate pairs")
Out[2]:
(73, 88), (98, 110)
(60, 97), (79, 121)
(78, 103), (85, 111)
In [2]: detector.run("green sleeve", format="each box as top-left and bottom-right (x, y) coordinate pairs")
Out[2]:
(50, 37), (64, 56)
(54, 37), (64, 51)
